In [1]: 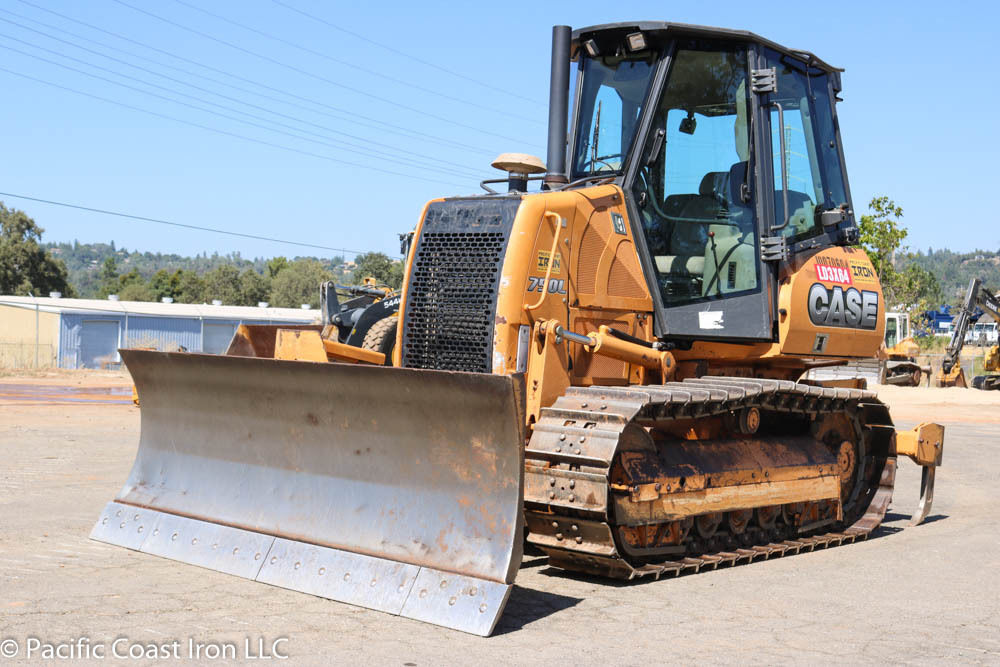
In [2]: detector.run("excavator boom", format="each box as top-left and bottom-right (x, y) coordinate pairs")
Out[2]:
(938, 277), (1000, 387)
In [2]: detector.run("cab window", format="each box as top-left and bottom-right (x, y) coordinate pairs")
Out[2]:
(572, 55), (655, 178)
(765, 49), (849, 243)
(631, 41), (759, 307)
(885, 317), (898, 348)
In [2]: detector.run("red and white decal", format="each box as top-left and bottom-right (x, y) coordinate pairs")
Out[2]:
(815, 263), (852, 285)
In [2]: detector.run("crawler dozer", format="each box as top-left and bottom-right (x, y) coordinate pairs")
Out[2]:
(93, 22), (945, 636)
(938, 277), (1000, 389)
(880, 312), (928, 386)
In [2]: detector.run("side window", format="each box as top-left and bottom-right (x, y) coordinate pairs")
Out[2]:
(770, 104), (819, 235)
(765, 49), (850, 243)
(631, 42), (760, 307)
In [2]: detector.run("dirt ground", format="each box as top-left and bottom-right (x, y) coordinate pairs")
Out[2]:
(1, 373), (999, 664)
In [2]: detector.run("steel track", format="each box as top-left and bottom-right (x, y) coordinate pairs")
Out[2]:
(524, 377), (896, 580)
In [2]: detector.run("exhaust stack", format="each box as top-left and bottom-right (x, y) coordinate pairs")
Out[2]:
(544, 25), (572, 187)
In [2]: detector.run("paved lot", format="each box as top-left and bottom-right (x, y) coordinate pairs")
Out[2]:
(1, 373), (999, 664)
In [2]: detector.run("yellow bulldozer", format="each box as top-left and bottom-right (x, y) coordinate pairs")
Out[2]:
(879, 311), (929, 386)
(937, 277), (1000, 389)
(92, 22), (945, 636)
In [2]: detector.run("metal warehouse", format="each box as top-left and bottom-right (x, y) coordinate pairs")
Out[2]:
(0, 295), (320, 369)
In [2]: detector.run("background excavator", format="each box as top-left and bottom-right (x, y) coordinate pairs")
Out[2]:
(938, 277), (1000, 389)
(92, 22), (944, 636)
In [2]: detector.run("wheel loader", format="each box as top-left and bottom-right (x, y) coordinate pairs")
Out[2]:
(937, 277), (1000, 389)
(130, 280), (400, 405)
(92, 22), (945, 636)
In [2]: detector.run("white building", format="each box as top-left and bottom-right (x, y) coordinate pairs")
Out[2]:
(0, 295), (319, 369)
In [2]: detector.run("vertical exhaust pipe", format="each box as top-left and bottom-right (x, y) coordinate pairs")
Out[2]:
(545, 25), (571, 188)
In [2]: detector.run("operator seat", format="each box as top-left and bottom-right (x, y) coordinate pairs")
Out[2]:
(701, 162), (755, 296)
(653, 171), (730, 278)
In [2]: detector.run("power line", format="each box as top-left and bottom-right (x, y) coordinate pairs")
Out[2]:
(110, 0), (530, 146)
(0, 29), (476, 178)
(0, 65), (470, 189)
(10, 0), (497, 157)
(0, 190), (387, 256)
(0, 42), (475, 181)
(269, 0), (544, 107)
(0, 14), (485, 176)
(170, 0), (542, 126)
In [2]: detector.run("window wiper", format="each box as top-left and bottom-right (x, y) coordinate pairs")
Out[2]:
(590, 100), (602, 175)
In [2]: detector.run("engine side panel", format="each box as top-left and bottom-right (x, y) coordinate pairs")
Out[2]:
(778, 246), (885, 359)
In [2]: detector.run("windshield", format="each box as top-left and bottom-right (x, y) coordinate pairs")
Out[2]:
(571, 55), (655, 179)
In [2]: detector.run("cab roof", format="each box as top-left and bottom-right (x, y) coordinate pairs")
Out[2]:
(572, 22), (842, 74)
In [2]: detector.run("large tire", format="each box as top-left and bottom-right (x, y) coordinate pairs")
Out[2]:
(361, 315), (397, 366)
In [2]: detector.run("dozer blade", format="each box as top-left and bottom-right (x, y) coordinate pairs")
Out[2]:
(91, 350), (525, 636)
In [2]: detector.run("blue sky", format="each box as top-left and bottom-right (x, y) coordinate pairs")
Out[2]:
(0, 0), (995, 260)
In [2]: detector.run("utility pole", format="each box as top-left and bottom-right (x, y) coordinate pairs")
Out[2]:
(32, 293), (39, 369)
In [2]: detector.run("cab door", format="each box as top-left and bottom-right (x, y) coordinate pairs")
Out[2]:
(627, 39), (774, 341)
(756, 47), (857, 270)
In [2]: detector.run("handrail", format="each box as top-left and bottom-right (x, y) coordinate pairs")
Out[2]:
(524, 211), (563, 312)
(479, 174), (547, 194)
(770, 101), (790, 231)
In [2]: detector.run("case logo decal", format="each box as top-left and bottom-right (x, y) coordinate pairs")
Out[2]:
(808, 283), (878, 330)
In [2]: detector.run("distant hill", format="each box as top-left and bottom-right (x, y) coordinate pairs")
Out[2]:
(45, 241), (350, 298)
(902, 248), (1000, 304)
(43, 241), (1000, 306)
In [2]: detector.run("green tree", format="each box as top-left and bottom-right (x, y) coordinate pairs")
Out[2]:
(239, 269), (269, 306)
(266, 256), (288, 279)
(895, 261), (943, 326)
(173, 269), (206, 304)
(270, 259), (331, 308)
(387, 262), (404, 289)
(857, 196), (941, 317)
(149, 269), (179, 301)
(858, 196), (906, 286)
(0, 203), (74, 296)
(97, 257), (119, 298)
(118, 281), (156, 302)
(352, 252), (403, 288)
(202, 264), (243, 305)
(112, 268), (153, 301)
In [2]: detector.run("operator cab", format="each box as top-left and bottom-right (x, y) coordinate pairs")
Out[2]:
(568, 23), (857, 341)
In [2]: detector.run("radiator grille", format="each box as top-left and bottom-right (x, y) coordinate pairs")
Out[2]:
(401, 198), (519, 372)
